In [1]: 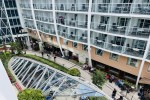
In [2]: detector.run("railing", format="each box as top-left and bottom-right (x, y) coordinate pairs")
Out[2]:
(91, 38), (105, 48)
(122, 47), (145, 58)
(146, 51), (150, 60)
(56, 18), (87, 29)
(55, 3), (89, 12)
(91, 22), (108, 32)
(127, 27), (150, 38)
(35, 16), (53, 23)
(108, 25), (127, 35)
(105, 43), (123, 53)
(92, 3), (110, 13)
(33, 4), (52, 10)
(20, 4), (31, 9)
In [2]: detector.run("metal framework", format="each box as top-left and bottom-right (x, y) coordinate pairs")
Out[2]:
(10, 57), (112, 100)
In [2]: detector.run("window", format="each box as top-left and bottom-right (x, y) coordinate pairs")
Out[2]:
(110, 53), (118, 61)
(64, 39), (68, 45)
(96, 49), (103, 56)
(127, 58), (138, 67)
(72, 42), (77, 48)
(82, 45), (88, 51)
(148, 65), (150, 72)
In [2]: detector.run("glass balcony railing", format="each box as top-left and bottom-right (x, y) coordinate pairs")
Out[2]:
(91, 38), (104, 48)
(22, 14), (33, 19)
(108, 25), (127, 35)
(25, 24), (35, 29)
(146, 52), (150, 60)
(38, 27), (55, 35)
(91, 22), (108, 32)
(20, 4), (31, 9)
(105, 43), (123, 53)
(35, 16), (53, 23)
(133, 3), (150, 15)
(33, 4), (52, 10)
(127, 27), (150, 38)
(92, 3), (109, 13)
(111, 3), (131, 14)
(56, 18), (87, 29)
(55, 3), (89, 12)
(123, 47), (145, 58)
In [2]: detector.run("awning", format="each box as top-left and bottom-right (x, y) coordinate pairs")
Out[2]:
(139, 78), (150, 85)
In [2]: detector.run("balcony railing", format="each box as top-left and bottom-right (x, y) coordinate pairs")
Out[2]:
(33, 4), (52, 10)
(35, 16), (53, 23)
(55, 3), (89, 12)
(91, 22), (108, 32)
(127, 27), (150, 38)
(92, 3), (109, 13)
(20, 4), (31, 9)
(146, 51), (150, 60)
(105, 43), (123, 53)
(123, 47), (145, 58)
(56, 18), (87, 29)
(108, 25), (127, 35)
(133, 3), (150, 15)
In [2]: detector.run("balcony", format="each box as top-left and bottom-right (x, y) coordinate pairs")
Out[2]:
(55, 3), (89, 12)
(91, 38), (104, 48)
(127, 27), (150, 38)
(33, 4), (52, 10)
(133, 3), (150, 15)
(92, 3), (109, 13)
(20, 4), (31, 9)
(91, 22), (108, 32)
(109, 24), (127, 35)
(146, 52), (150, 60)
(111, 3), (131, 14)
(123, 47), (144, 58)
(22, 14), (33, 19)
(56, 18), (87, 29)
(105, 43), (123, 53)
(35, 16), (53, 23)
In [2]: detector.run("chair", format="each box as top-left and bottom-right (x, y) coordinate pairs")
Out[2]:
(82, 4), (87, 11)
(138, 4), (146, 14)
(111, 23), (118, 32)
(60, 4), (64, 10)
(98, 4), (103, 12)
(71, 4), (75, 11)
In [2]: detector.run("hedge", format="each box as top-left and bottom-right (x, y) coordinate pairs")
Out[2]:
(19, 54), (69, 73)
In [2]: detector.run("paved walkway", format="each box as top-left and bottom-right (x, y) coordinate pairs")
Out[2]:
(25, 50), (140, 100)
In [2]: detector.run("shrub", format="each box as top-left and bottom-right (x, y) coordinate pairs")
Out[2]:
(20, 54), (69, 73)
(67, 68), (80, 76)
(18, 89), (45, 100)
(92, 70), (106, 89)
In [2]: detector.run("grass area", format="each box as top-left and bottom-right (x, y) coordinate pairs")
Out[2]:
(88, 96), (108, 100)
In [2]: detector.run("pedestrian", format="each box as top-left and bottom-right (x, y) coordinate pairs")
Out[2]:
(117, 96), (123, 100)
(41, 51), (44, 57)
(54, 54), (56, 62)
(47, 54), (50, 59)
(112, 89), (117, 98)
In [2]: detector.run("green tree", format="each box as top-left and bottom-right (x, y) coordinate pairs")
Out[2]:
(18, 89), (45, 100)
(68, 68), (81, 76)
(10, 42), (22, 54)
(92, 70), (106, 89)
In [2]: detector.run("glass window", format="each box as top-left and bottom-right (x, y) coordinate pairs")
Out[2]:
(64, 39), (68, 45)
(148, 65), (150, 72)
(96, 49), (103, 56)
(72, 42), (77, 48)
(14, 10), (18, 16)
(110, 53), (118, 61)
(7, 10), (11, 17)
(82, 45), (88, 51)
(127, 58), (138, 67)
(17, 19), (20, 25)
(11, 10), (15, 17)
(13, 19), (17, 25)
(9, 19), (14, 25)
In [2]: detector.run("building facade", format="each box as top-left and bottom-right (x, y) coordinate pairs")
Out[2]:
(0, 0), (28, 45)
(17, 0), (150, 87)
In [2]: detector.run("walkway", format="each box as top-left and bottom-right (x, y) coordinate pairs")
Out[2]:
(25, 50), (139, 100)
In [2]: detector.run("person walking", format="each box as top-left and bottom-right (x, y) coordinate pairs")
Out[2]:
(112, 89), (117, 98)
(54, 54), (56, 62)
(47, 53), (50, 59)
(41, 51), (44, 57)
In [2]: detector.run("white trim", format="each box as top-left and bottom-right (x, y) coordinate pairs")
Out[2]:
(136, 35), (150, 88)
(87, 0), (93, 66)
(52, 0), (64, 57)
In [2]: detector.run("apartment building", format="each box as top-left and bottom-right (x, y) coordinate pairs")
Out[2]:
(0, 0), (28, 46)
(17, 0), (150, 87)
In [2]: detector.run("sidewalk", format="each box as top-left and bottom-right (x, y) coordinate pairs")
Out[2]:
(25, 50), (139, 100)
